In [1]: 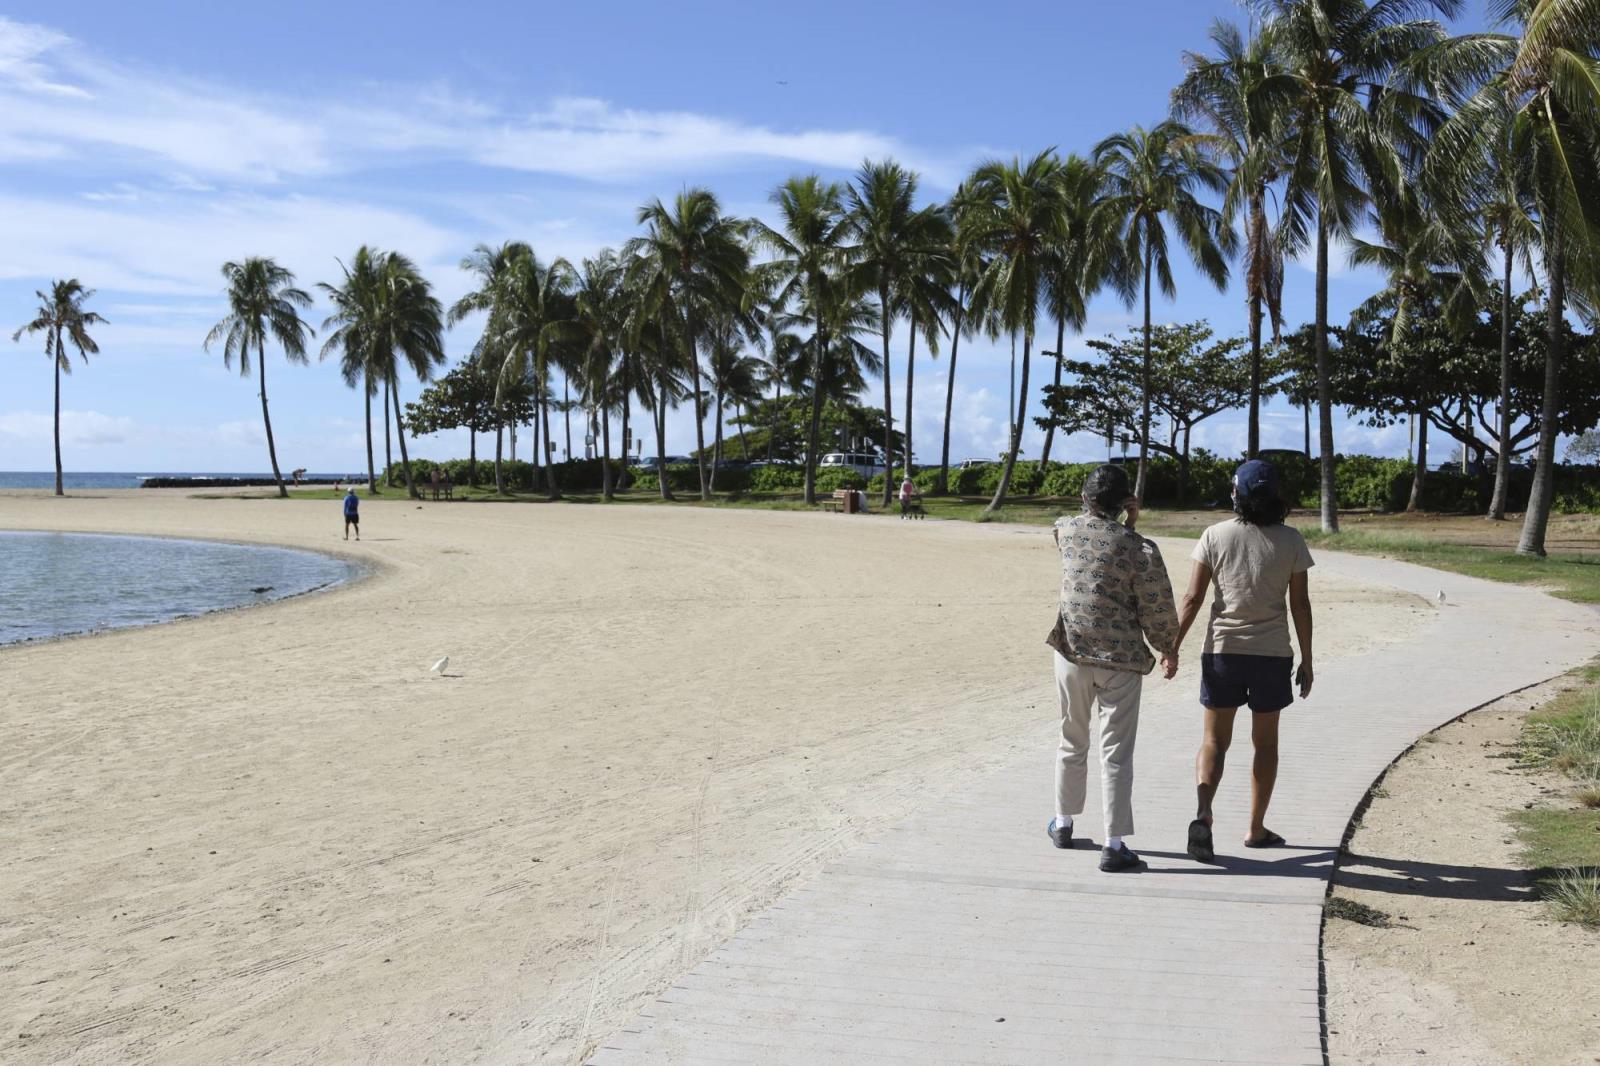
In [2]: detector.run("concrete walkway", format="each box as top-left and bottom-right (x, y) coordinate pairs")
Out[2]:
(588, 548), (1598, 1065)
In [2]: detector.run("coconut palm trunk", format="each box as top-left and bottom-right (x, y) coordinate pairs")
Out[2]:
(493, 420), (505, 494)
(987, 332), (1033, 511)
(51, 329), (63, 496)
(257, 338), (288, 498)
(389, 373), (418, 499)
(600, 407), (614, 500)
(938, 286), (965, 495)
(710, 381), (724, 494)
(563, 376), (573, 461)
(1136, 241), (1153, 502)
(1488, 241), (1514, 520)
(879, 287), (894, 507)
(1246, 190), (1267, 460)
(803, 329), (826, 506)
(1038, 314), (1066, 474)
(364, 372), (377, 494)
(689, 334), (711, 501)
(1517, 220), (1563, 557)
(383, 377), (394, 485)
(541, 386), (561, 500)
(737, 402), (749, 459)
(1407, 409), (1428, 512)
(1314, 212), (1339, 532)
(653, 374), (673, 501)
(767, 380), (781, 462)
(618, 353), (632, 489)
(903, 314), (918, 480)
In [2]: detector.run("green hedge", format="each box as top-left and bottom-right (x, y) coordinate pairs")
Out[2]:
(387, 456), (626, 492)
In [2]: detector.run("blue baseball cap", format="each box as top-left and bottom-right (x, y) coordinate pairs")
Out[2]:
(1234, 459), (1280, 497)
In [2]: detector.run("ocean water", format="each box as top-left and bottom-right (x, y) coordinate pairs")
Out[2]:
(0, 531), (360, 646)
(0, 472), (361, 490)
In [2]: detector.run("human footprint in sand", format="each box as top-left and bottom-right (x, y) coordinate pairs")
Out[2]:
(1173, 459), (1315, 860)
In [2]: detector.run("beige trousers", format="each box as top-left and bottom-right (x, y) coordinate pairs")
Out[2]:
(1054, 653), (1142, 838)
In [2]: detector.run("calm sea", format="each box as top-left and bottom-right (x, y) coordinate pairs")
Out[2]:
(0, 472), (361, 489)
(0, 531), (360, 646)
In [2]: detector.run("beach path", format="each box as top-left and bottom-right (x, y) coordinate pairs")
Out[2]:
(586, 548), (1597, 1065)
(2, 491), (1591, 1065)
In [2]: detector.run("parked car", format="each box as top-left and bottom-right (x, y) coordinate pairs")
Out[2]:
(957, 458), (994, 470)
(1258, 448), (1309, 462)
(820, 452), (887, 479)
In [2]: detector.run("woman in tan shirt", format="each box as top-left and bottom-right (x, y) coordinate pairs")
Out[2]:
(1172, 460), (1314, 861)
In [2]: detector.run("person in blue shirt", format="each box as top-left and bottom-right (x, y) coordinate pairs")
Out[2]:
(342, 488), (360, 541)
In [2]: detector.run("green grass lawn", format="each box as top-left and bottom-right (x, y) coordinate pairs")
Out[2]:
(1291, 529), (1600, 605)
(1513, 661), (1600, 928)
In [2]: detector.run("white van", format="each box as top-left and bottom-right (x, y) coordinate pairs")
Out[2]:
(819, 452), (887, 479)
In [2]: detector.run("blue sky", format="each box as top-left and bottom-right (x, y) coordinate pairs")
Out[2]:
(0, 1), (1489, 473)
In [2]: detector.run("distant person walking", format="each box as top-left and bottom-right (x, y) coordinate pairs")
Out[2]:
(342, 487), (360, 541)
(1046, 464), (1180, 872)
(899, 475), (916, 519)
(1173, 459), (1315, 861)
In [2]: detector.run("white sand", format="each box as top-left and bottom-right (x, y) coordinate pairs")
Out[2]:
(0, 491), (1419, 1064)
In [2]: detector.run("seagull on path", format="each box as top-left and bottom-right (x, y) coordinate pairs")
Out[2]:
(431, 656), (450, 676)
(1437, 590), (1447, 606)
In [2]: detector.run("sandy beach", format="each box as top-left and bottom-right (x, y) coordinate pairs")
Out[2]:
(2, 491), (1423, 1065)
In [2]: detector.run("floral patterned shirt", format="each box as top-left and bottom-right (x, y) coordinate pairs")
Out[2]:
(1046, 512), (1180, 675)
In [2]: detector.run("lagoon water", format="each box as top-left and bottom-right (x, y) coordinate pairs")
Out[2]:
(0, 531), (359, 646)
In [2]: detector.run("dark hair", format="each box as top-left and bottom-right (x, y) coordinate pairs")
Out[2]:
(1081, 464), (1131, 514)
(1234, 488), (1288, 526)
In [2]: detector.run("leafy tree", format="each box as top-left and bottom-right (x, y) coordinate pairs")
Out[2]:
(704, 321), (766, 463)
(404, 359), (534, 488)
(13, 279), (106, 497)
(1041, 322), (1258, 501)
(1095, 120), (1234, 500)
(449, 242), (533, 493)
(749, 175), (857, 504)
(205, 257), (313, 498)
(1251, 0), (1459, 531)
(732, 394), (905, 466)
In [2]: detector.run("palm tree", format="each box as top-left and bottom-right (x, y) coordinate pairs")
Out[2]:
(566, 250), (627, 499)
(628, 189), (751, 501)
(205, 257), (313, 498)
(1174, 19), (1292, 458)
(749, 175), (857, 504)
(962, 151), (1069, 514)
(1477, 137), (1539, 520)
(338, 251), (447, 500)
(1423, 0), (1600, 554)
(12, 279), (105, 497)
(1038, 157), (1128, 475)
(1348, 190), (1487, 510)
(705, 324), (766, 464)
(318, 246), (387, 494)
(938, 182), (984, 494)
(1250, 0), (1460, 531)
(1095, 121), (1234, 501)
(449, 241), (531, 495)
(485, 248), (575, 499)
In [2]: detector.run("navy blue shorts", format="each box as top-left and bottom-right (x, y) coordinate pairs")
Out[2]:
(1200, 653), (1294, 713)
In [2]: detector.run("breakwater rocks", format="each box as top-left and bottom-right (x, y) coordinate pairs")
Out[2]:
(139, 477), (348, 489)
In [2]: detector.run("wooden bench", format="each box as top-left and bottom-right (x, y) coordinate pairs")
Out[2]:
(821, 489), (854, 513)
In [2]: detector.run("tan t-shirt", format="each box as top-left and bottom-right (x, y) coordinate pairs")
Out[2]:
(1191, 519), (1314, 657)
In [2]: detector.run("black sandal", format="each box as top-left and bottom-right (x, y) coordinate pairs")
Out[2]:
(1187, 819), (1215, 862)
(1244, 830), (1286, 849)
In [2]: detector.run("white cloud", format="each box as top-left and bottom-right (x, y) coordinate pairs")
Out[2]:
(0, 16), (932, 185)
(0, 408), (136, 446)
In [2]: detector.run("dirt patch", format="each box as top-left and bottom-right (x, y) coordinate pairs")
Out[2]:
(1324, 677), (1600, 1065)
